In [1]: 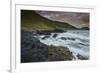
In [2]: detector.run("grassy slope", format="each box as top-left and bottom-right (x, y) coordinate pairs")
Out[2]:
(21, 10), (77, 30)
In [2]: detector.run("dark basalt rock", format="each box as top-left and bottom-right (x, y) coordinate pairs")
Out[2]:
(41, 35), (50, 40)
(47, 46), (73, 61)
(21, 30), (48, 63)
(67, 38), (75, 41)
(60, 37), (75, 41)
(79, 43), (87, 46)
(60, 37), (67, 40)
(77, 54), (88, 60)
(21, 30), (73, 63)
(32, 29), (65, 35)
(36, 30), (51, 35)
(52, 33), (58, 38)
(53, 29), (65, 33)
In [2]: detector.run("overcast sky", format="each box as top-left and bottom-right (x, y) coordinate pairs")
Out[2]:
(36, 11), (89, 28)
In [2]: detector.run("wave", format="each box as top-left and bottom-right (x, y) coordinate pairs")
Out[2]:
(34, 30), (89, 60)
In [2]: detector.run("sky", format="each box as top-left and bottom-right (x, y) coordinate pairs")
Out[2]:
(36, 11), (89, 28)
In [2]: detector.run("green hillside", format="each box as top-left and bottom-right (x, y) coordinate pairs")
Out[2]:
(21, 10), (77, 31)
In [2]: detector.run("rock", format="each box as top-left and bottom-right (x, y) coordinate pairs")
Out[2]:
(53, 29), (65, 33)
(47, 46), (73, 61)
(60, 37), (75, 41)
(21, 30), (48, 63)
(52, 33), (58, 38)
(67, 38), (75, 41)
(41, 35), (50, 40)
(79, 43), (87, 46)
(36, 30), (51, 35)
(32, 29), (65, 35)
(77, 54), (88, 60)
(21, 30), (73, 63)
(60, 37), (67, 40)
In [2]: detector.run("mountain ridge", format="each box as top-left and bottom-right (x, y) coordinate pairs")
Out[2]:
(21, 10), (78, 31)
(21, 10), (77, 30)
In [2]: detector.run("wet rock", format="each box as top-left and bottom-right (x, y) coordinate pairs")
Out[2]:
(47, 46), (73, 61)
(36, 30), (51, 35)
(67, 38), (75, 41)
(79, 43), (87, 46)
(77, 54), (88, 60)
(60, 37), (67, 40)
(32, 29), (65, 35)
(21, 30), (73, 63)
(60, 37), (75, 41)
(21, 30), (48, 63)
(52, 33), (58, 38)
(53, 29), (65, 33)
(41, 35), (50, 40)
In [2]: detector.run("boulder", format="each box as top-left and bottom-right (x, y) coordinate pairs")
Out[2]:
(52, 33), (58, 38)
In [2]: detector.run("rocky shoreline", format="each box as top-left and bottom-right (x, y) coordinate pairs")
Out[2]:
(21, 30), (74, 63)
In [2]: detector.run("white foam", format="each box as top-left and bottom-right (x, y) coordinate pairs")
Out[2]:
(36, 30), (89, 60)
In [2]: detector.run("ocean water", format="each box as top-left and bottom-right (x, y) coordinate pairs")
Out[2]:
(34, 30), (89, 60)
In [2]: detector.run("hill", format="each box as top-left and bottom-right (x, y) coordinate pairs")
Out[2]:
(21, 10), (77, 31)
